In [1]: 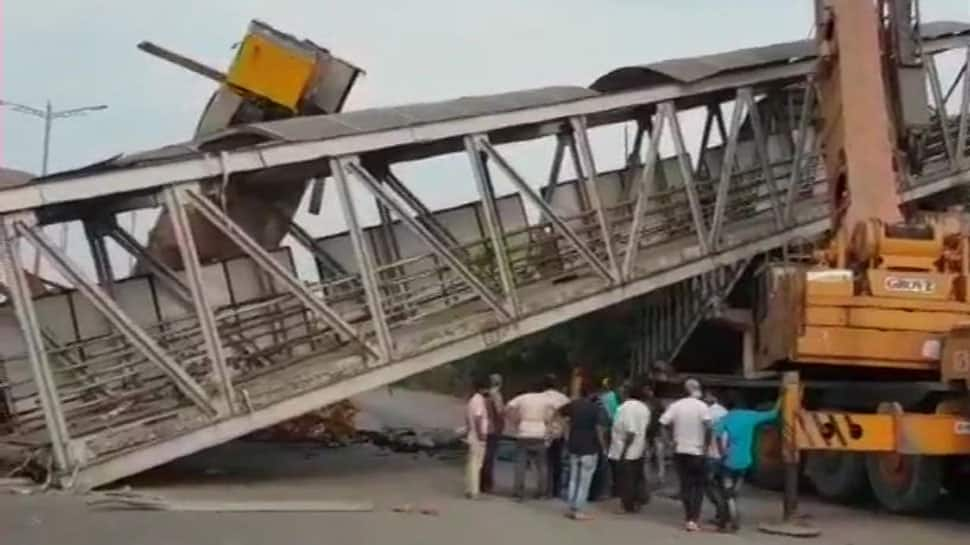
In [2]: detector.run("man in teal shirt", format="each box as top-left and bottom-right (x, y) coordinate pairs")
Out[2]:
(711, 400), (779, 532)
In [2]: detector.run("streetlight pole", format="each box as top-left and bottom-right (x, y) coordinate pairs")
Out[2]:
(1, 99), (108, 273)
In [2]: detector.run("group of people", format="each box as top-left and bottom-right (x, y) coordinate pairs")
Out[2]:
(464, 371), (779, 532)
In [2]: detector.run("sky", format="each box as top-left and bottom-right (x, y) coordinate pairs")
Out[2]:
(2, 0), (968, 279)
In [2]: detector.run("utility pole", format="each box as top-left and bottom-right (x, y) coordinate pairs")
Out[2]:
(1, 99), (108, 273)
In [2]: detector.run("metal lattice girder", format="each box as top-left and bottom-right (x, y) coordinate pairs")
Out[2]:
(179, 188), (381, 360)
(0, 218), (72, 471)
(464, 135), (519, 316)
(343, 160), (512, 321)
(958, 47), (970, 166)
(661, 101), (711, 253)
(623, 109), (666, 279)
(164, 187), (236, 410)
(105, 222), (193, 305)
(569, 116), (621, 280)
(14, 219), (218, 416)
(476, 139), (615, 284)
(925, 53), (956, 163)
(379, 168), (467, 256)
(739, 88), (785, 229)
(331, 158), (394, 360)
(707, 94), (747, 251)
(784, 81), (817, 225)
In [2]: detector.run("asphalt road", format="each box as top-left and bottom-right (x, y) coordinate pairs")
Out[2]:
(1, 388), (967, 544)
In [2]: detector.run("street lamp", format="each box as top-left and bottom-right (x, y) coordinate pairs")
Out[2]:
(1, 99), (108, 273)
(0, 99), (108, 175)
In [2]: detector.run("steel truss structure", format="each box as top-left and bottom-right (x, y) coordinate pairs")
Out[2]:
(0, 27), (968, 490)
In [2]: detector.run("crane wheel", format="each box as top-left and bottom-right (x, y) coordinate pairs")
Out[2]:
(865, 452), (943, 513)
(805, 452), (868, 501)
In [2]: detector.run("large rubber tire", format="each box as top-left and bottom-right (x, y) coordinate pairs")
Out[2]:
(749, 420), (785, 491)
(943, 457), (970, 501)
(865, 453), (943, 513)
(805, 452), (868, 502)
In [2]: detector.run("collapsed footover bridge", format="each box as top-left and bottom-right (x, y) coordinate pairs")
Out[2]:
(1, 20), (969, 490)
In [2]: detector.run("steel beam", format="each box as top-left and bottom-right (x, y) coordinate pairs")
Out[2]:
(344, 161), (511, 321)
(622, 111), (665, 279)
(105, 224), (192, 303)
(569, 116), (620, 281)
(707, 94), (747, 250)
(331, 159), (394, 361)
(477, 139), (615, 284)
(783, 82), (816, 224)
(281, 218), (347, 280)
(541, 135), (567, 205)
(83, 220), (115, 293)
(0, 218), (71, 472)
(465, 135), (519, 316)
(925, 53), (956, 164)
(163, 187), (236, 410)
(179, 188), (380, 360)
(958, 47), (970, 166)
(380, 169), (466, 256)
(740, 89), (785, 229)
(15, 220), (217, 416)
(661, 102), (710, 253)
(695, 106), (716, 177)
(565, 135), (591, 211)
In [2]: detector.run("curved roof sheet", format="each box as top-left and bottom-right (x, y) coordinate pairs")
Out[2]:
(0, 167), (34, 189)
(50, 86), (598, 177)
(591, 20), (970, 92)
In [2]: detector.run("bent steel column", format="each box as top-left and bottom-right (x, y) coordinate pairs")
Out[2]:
(0, 217), (71, 472)
(465, 135), (519, 316)
(15, 220), (217, 416)
(332, 158), (393, 361)
(164, 186), (236, 411)
(180, 188), (380, 360)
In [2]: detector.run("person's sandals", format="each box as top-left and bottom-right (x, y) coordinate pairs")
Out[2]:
(685, 521), (700, 532)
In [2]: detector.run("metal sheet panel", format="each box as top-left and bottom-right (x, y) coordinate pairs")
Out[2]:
(71, 291), (112, 340)
(33, 293), (77, 344)
(113, 277), (161, 328)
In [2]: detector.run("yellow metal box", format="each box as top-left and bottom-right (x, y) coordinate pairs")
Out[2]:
(227, 32), (316, 111)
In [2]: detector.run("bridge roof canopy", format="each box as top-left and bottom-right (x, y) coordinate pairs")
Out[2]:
(591, 20), (970, 92)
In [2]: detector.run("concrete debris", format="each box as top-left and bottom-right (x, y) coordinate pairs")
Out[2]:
(249, 400), (359, 445)
(364, 427), (463, 453)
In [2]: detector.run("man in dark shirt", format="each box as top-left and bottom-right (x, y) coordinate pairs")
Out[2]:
(559, 383), (609, 520)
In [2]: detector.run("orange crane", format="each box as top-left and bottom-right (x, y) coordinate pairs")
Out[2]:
(749, 0), (970, 514)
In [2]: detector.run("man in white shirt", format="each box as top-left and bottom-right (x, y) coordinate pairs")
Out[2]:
(607, 382), (651, 513)
(506, 382), (557, 501)
(659, 378), (712, 531)
(465, 376), (492, 499)
(542, 374), (571, 498)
